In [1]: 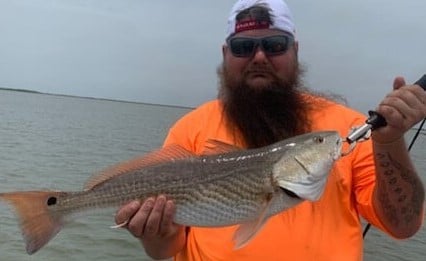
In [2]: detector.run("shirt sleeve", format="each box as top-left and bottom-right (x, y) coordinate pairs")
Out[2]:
(163, 100), (228, 155)
(350, 139), (394, 235)
(163, 111), (198, 152)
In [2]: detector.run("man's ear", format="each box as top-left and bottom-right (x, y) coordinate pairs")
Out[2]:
(294, 40), (299, 54)
(222, 44), (228, 59)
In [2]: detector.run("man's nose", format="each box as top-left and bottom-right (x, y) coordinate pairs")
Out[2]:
(251, 46), (267, 61)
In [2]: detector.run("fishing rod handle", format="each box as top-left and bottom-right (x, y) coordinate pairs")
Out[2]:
(415, 74), (426, 91)
(367, 74), (426, 130)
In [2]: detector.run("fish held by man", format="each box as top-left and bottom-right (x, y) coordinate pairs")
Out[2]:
(0, 131), (342, 255)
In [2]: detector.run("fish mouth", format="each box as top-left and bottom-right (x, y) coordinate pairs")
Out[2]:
(281, 188), (301, 199)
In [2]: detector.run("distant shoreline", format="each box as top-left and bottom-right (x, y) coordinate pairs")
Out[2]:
(0, 87), (194, 110)
(0, 87), (41, 94)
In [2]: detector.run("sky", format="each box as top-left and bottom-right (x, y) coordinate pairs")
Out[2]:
(1, 0), (426, 112)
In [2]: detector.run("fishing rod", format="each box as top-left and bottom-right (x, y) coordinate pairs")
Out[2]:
(350, 74), (426, 238)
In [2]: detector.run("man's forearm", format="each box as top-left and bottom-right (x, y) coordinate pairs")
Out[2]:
(372, 138), (425, 238)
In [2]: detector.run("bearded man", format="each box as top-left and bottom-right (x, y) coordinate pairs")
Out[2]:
(115, 1), (425, 260)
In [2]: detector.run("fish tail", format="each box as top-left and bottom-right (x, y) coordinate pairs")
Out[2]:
(0, 191), (66, 254)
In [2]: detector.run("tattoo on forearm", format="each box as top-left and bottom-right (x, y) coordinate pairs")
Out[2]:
(375, 152), (423, 227)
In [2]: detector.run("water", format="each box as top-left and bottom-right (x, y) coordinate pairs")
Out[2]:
(0, 91), (424, 260)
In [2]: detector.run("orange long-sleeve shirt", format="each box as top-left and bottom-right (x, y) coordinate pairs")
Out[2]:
(163, 97), (390, 261)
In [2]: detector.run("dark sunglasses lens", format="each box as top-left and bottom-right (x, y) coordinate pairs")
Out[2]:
(262, 36), (290, 55)
(230, 38), (256, 57)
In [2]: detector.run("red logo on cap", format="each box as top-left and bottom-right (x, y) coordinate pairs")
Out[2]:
(235, 19), (269, 33)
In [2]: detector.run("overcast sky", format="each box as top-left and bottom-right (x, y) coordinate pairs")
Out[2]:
(1, 0), (425, 112)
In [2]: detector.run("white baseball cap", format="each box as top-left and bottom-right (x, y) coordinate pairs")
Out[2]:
(226, 0), (296, 38)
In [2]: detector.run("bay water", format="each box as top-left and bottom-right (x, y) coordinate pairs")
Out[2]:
(0, 91), (424, 260)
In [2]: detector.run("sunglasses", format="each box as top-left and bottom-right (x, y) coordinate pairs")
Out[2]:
(227, 34), (294, 58)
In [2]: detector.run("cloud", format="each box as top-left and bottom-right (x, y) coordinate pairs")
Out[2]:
(0, 0), (425, 110)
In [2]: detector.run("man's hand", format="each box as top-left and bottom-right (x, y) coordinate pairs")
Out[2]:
(372, 76), (426, 144)
(115, 195), (186, 259)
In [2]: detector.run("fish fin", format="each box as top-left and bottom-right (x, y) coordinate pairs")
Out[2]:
(202, 139), (242, 155)
(0, 191), (66, 254)
(232, 195), (272, 249)
(84, 144), (195, 190)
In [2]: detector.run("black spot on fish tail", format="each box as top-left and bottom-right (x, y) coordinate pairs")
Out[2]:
(47, 197), (57, 206)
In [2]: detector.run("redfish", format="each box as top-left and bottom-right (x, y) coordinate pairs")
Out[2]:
(0, 131), (342, 254)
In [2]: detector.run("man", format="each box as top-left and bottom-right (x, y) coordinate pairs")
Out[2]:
(115, 0), (425, 260)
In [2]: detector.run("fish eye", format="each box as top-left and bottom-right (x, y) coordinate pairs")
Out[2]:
(314, 136), (324, 143)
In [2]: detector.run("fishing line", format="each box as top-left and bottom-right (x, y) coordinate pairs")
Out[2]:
(363, 117), (426, 238)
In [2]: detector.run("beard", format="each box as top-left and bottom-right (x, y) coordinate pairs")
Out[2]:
(217, 60), (312, 148)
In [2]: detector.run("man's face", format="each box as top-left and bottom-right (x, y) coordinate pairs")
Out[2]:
(222, 28), (298, 91)
(218, 28), (310, 148)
